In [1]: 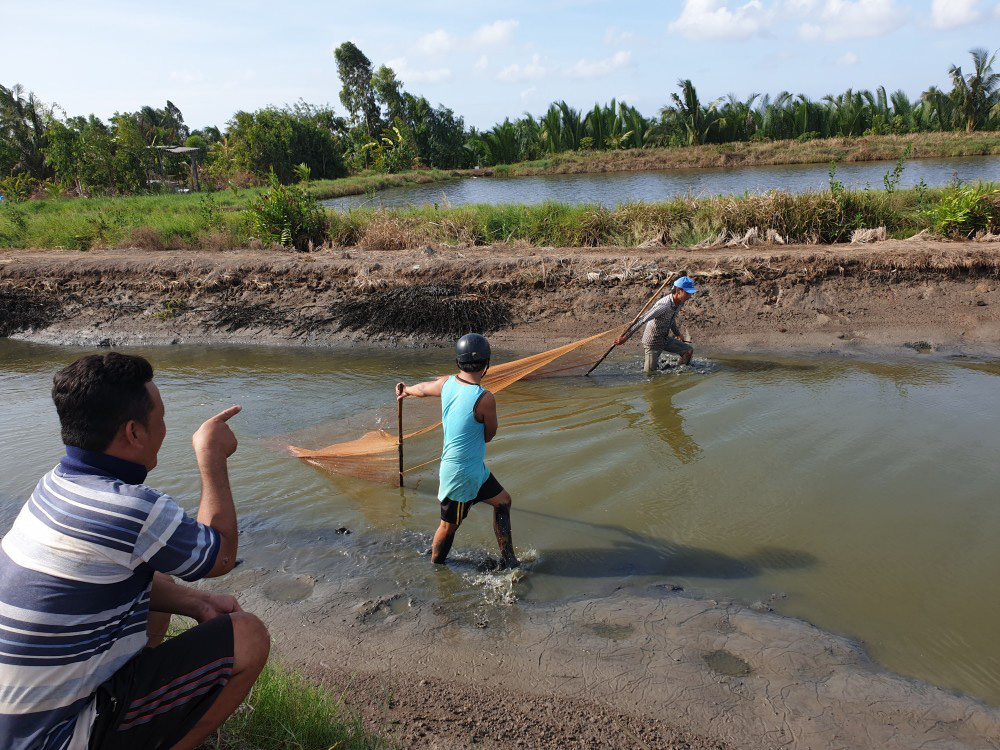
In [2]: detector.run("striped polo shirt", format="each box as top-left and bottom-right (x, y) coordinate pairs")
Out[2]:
(0, 447), (220, 750)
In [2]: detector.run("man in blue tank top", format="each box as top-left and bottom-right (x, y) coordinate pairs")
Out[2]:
(396, 334), (519, 568)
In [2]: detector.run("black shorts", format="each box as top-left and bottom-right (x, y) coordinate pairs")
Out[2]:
(88, 614), (235, 750)
(440, 473), (505, 527)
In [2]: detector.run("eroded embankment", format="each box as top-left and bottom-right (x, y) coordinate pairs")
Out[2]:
(2, 240), (1000, 357)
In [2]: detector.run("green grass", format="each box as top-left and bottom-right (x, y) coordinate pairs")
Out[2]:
(2, 180), (996, 251)
(327, 187), (959, 249)
(0, 170), (458, 250)
(211, 662), (394, 750)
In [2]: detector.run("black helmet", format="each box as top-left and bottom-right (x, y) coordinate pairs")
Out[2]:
(456, 333), (491, 371)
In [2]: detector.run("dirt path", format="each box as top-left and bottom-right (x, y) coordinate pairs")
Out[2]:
(2, 239), (1000, 358)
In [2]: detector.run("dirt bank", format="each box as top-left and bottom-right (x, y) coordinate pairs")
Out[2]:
(2, 239), (1000, 358)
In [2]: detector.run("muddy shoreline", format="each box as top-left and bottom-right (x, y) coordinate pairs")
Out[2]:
(204, 555), (1000, 750)
(4, 241), (1000, 748)
(2, 240), (1000, 359)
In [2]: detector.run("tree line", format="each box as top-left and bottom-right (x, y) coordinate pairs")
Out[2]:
(1, 44), (998, 198)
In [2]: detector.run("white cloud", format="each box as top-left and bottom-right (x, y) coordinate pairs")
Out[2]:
(385, 57), (452, 84)
(567, 50), (631, 78)
(520, 86), (538, 102)
(931, 0), (981, 29)
(603, 26), (635, 45)
(837, 51), (859, 65)
(799, 23), (822, 39)
(497, 54), (546, 82)
(472, 19), (519, 46)
(416, 29), (456, 56)
(795, 0), (906, 41)
(169, 70), (205, 84)
(668, 0), (770, 41)
(474, 54), (489, 71)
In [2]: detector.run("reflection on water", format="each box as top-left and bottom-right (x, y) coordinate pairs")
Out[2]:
(643, 375), (702, 463)
(1, 339), (1000, 707)
(324, 155), (1000, 210)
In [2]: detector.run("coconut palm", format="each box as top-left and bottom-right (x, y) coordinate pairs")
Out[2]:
(663, 79), (724, 146)
(0, 84), (51, 179)
(948, 48), (1000, 132)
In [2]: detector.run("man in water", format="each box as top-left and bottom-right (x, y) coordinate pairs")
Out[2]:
(0, 352), (269, 750)
(396, 333), (519, 569)
(615, 275), (699, 374)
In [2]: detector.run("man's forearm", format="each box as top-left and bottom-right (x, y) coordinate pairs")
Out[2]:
(196, 451), (238, 575)
(149, 572), (211, 619)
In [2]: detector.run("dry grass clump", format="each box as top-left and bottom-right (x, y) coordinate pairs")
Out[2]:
(0, 286), (59, 336)
(203, 302), (291, 332)
(713, 190), (905, 244)
(358, 212), (425, 251)
(330, 284), (512, 337)
(121, 226), (170, 251)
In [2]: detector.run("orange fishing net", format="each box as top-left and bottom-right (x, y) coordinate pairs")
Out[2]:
(290, 328), (620, 485)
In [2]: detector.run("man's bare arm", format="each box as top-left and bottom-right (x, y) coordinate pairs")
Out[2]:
(396, 376), (448, 400)
(149, 572), (242, 622)
(475, 391), (498, 442)
(193, 406), (241, 578)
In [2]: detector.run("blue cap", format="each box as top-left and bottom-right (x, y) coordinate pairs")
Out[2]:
(673, 276), (698, 295)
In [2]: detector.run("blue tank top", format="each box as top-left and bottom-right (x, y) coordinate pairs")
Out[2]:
(438, 375), (491, 502)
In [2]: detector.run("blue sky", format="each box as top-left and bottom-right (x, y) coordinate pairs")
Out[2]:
(5, 0), (999, 131)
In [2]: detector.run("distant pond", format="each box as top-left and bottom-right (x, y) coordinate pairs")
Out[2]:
(323, 154), (1000, 210)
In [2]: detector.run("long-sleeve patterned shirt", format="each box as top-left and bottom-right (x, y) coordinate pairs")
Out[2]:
(625, 293), (684, 350)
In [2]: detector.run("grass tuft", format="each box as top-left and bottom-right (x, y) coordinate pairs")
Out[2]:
(208, 662), (395, 750)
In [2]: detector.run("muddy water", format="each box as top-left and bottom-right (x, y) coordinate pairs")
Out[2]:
(2, 340), (999, 706)
(323, 154), (1000, 210)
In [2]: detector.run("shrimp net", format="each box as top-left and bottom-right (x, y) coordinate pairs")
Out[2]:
(289, 328), (620, 485)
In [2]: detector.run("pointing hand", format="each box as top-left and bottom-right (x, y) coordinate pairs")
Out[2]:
(193, 405), (241, 460)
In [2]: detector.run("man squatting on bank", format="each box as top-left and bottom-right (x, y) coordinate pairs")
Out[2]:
(615, 275), (699, 374)
(0, 353), (269, 750)
(396, 334), (519, 569)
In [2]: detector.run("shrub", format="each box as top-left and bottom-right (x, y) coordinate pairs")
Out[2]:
(245, 175), (328, 250)
(924, 182), (1000, 237)
(0, 174), (38, 202)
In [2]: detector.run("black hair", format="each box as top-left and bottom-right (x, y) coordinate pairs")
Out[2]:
(457, 359), (490, 373)
(52, 353), (154, 451)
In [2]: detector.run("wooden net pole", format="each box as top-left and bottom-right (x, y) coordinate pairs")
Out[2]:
(397, 398), (404, 488)
(584, 272), (680, 377)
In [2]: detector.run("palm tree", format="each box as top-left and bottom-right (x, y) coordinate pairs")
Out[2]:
(663, 79), (723, 146)
(920, 85), (952, 132)
(949, 48), (1000, 132)
(0, 84), (51, 179)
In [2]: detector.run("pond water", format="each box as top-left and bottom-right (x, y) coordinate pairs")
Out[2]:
(323, 154), (1000, 210)
(2, 340), (999, 706)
